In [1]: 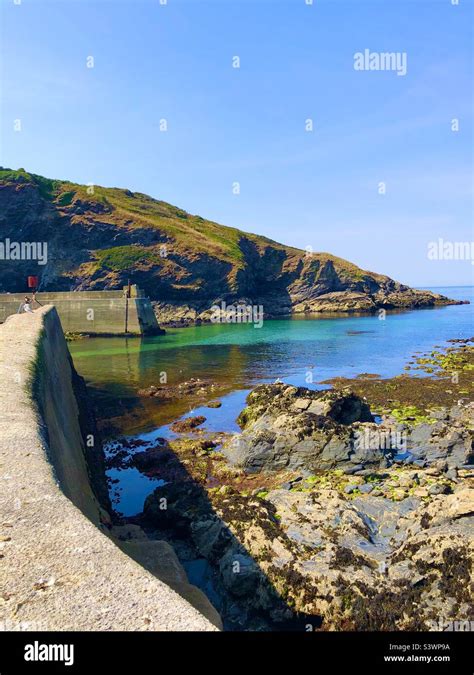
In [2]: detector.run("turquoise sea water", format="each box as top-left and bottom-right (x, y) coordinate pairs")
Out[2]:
(70, 286), (474, 401)
(69, 286), (474, 515)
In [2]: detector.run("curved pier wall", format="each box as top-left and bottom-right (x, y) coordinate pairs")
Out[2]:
(0, 306), (220, 631)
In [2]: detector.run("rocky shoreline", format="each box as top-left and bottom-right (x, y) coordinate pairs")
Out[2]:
(153, 291), (468, 327)
(105, 340), (474, 630)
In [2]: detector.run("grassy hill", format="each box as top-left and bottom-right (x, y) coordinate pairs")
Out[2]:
(0, 168), (457, 317)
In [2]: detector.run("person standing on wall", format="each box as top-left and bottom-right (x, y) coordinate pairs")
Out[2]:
(21, 297), (34, 313)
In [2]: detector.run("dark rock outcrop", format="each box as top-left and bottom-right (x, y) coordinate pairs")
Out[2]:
(224, 384), (376, 473)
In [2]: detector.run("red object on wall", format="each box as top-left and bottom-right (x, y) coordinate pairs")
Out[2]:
(27, 276), (39, 289)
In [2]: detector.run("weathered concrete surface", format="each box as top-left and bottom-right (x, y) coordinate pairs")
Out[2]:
(0, 286), (162, 336)
(0, 307), (220, 631)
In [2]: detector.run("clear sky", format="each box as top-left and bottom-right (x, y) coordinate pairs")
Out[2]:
(1, 0), (473, 287)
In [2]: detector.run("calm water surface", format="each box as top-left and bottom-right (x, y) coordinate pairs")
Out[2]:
(69, 286), (474, 515)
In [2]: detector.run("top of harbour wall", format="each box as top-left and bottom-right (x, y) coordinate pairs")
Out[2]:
(0, 284), (147, 301)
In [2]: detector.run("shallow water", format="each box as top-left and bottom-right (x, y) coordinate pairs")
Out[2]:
(69, 286), (473, 515)
(70, 286), (474, 425)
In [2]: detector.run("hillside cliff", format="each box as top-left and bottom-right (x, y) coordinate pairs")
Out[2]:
(0, 168), (460, 318)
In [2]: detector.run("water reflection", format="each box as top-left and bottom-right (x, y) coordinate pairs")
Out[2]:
(69, 288), (473, 437)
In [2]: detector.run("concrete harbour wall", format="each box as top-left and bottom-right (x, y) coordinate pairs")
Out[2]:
(0, 307), (220, 631)
(0, 286), (162, 336)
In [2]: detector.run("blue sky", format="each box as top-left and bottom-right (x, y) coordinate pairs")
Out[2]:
(1, 0), (473, 286)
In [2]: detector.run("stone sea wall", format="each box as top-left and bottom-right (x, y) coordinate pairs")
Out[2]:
(0, 288), (162, 336)
(0, 306), (220, 631)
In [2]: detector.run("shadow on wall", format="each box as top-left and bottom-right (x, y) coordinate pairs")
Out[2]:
(113, 441), (323, 632)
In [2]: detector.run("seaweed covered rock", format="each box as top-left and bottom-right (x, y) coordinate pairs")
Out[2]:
(170, 415), (207, 433)
(398, 404), (474, 469)
(143, 482), (212, 533)
(225, 383), (474, 474)
(237, 384), (372, 428)
(225, 384), (376, 473)
(142, 465), (473, 630)
(239, 480), (473, 630)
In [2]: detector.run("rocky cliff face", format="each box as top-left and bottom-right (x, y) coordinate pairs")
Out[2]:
(0, 168), (461, 316)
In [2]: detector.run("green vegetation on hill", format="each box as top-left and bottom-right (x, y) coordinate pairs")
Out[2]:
(0, 167), (455, 313)
(0, 168), (62, 200)
(95, 246), (165, 272)
(0, 166), (356, 271)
